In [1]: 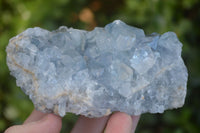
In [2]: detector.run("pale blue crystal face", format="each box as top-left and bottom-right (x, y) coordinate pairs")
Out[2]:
(6, 20), (188, 117)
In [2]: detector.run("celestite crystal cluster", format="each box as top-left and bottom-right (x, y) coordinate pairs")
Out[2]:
(6, 20), (188, 117)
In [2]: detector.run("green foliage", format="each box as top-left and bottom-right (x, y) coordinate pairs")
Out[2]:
(0, 0), (200, 132)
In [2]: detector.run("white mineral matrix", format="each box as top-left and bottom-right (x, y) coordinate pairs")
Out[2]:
(6, 20), (188, 117)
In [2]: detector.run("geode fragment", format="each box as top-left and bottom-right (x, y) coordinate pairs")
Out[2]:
(6, 20), (188, 117)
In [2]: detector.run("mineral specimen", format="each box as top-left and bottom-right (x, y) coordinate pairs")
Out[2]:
(6, 20), (188, 117)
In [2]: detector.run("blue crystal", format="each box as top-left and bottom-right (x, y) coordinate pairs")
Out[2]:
(6, 20), (188, 117)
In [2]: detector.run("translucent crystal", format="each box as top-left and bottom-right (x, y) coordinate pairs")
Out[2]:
(6, 20), (188, 117)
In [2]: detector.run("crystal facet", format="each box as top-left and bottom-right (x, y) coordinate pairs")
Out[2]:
(6, 20), (188, 117)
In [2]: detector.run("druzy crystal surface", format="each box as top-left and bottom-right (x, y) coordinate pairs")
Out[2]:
(6, 20), (188, 117)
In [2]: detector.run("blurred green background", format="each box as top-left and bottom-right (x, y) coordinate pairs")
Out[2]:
(0, 0), (200, 132)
